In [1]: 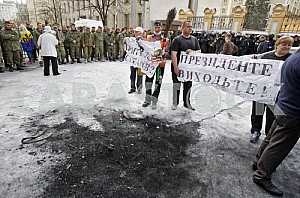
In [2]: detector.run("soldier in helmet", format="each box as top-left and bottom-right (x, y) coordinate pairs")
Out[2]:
(103, 27), (108, 60)
(69, 24), (82, 63)
(93, 26), (104, 61)
(106, 28), (116, 61)
(0, 27), (4, 73)
(90, 27), (96, 61)
(53, 25), (66, 64)
(81, 26), (93, 63)
(1, 21), (23, 71)
(63, 26), (71, 63)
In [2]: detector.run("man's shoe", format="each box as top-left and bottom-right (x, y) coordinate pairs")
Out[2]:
(137, 90), (142, 94)
(252, 162), (257, 171)
(142, 102), (151, 108)
(253, 176), (283, 196)
(184, 105), (195, 111)
(16, 67), (24, 71)
(250, 131), (261, 144)
(9, 67), (14, 72)
(53, 73), (61, 76)
(171, 105), (177, 110)
(128, 89), (136, 94)
(77, 59), (82, 63)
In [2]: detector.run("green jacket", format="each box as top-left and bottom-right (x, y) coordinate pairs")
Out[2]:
(1, 29), (21, 52)
(32, 29), (41, 46)
(0, 34), (3, 61)
(69, 30), (82, 47)
(106, 32), (116, 47)
(93, 32), (104, 47)
(0, 31), (3, 56)
(63, 31), (71, 48)
(81, 32), (93, 47)
(56, 31), (65, 47)
(116, 32), (125, 45)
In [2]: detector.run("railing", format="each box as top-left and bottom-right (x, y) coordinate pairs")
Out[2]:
(189, 16), (205, 31)
(281, 14), (300, 33)
(211, 16), (233, 31)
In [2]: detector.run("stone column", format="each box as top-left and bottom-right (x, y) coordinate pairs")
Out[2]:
(130, 0), (137, 27)
(266, 4), (287, 34)
(231, 6), (247, 32)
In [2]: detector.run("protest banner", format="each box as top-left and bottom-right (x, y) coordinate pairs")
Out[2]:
(178, 52), (283, 104)
(124, 37), (161, 78)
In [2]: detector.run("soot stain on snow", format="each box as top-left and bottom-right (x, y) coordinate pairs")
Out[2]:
(35, 110), (202, 198)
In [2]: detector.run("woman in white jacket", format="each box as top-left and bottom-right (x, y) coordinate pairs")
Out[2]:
(37, 26), (60, 76)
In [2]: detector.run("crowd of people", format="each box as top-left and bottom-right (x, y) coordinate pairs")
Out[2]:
(1, 19), (300, 197)
(0, 20), (299, 74)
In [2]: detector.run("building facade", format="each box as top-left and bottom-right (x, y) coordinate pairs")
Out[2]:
(270, 0), (300, 15)
(16, 2), (30, 24)
(194, 0), (246, 16)
(26, 0), (189, 29)
(0, 0), (18, 21)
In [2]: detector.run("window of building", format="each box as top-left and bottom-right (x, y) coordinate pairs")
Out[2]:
(113, 14), (116, 27)
(125, 14), (129, 27)
(138, 13), (142, 26)
(64, 3), (67, 13)
(68, 1), (70, 13)
(72, 0), (75, 12)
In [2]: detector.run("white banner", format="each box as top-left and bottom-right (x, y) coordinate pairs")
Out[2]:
(178, 52), (284, 104)
(124, 37), (161, 78)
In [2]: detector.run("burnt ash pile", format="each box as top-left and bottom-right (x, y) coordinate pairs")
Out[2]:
(34, 110), (201, 198)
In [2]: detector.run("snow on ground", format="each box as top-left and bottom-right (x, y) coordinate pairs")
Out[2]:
(0, 61), (299, 198)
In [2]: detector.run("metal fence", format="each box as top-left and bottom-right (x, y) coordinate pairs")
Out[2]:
(211, 16), (233, 31)
(281, 14), (300, 33)
(190, 16), (233, 31)
(189, 16), (205, 31)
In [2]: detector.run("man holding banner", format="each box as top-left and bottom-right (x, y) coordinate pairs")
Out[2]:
(142, 21), (168, 109)
(127, 27), (144, 94)
(170, 20), (200, 110)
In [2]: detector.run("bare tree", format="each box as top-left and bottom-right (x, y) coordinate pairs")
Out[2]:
(37, 0), (63, 26)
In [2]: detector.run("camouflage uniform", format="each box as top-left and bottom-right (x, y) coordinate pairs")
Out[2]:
(106, 32), (117, 61)
(103, 30), (108, 60)
(94, 31), (104, 61)
(81, 29), (94, 63)
(116, 32), (125, 60)
(0, 32), (4, 72)
(56, 30), (66, 64)
(90, 29), (96, 61)
(1, 28), (22, 71)
(63, 30), (71, 63)
(69, 30), (82, 63)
